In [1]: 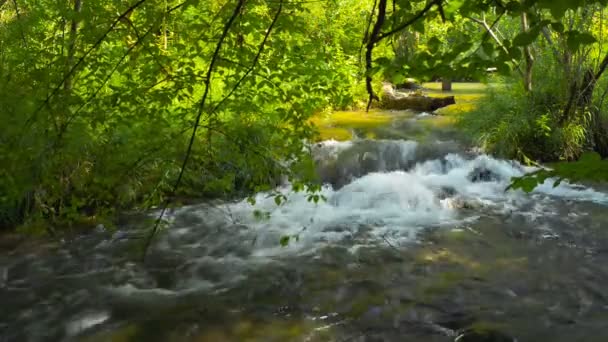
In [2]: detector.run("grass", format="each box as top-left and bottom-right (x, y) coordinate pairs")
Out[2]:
(423, 82), (487, 116)
(310, 110), (412, 141)
(310, 83), (489, 141)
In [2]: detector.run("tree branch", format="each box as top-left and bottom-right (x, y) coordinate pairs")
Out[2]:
(11, 0), (27, 47)
(375, 0), (439, 43)
(210, 0), (283, 114)
(364, 0), (442, 110)
(143, 0), (247, 259)
(359, 0), (377, 68)
(595, 51), (608, 81)
(467, 13), (525, 78)
(25, 0), (149, 128)
(64, 0), (82, 92)
(365, 0), (387, 111)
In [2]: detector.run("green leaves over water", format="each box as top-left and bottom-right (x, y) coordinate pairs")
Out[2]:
(509, 152), (608, 193)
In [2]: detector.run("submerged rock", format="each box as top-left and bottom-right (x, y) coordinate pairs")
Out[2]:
(468, 167), (500, 183)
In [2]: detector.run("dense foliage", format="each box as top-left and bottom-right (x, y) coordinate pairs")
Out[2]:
(2, 0), (608, 233)
(0, 0), (374, 232)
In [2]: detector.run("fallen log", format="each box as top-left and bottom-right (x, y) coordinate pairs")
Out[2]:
(380, 83), (455, 112)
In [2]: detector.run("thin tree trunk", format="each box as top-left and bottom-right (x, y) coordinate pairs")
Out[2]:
(521, 11), (534, 92)
(468, 14), (524, 78)
(365, 0), (387, 111)
(441, 79), (452, 91)
(65, 0), (82, 92)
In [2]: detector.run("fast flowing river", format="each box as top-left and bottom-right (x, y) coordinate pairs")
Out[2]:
(2, 111), (608, 342)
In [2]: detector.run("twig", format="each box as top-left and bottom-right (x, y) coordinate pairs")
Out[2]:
(375, 0), (440, 42)
(11, 0), (27, 47)
(24, 0), (149, 128)
(210, 0), (283, 114)
(359, 0), (377, 68)
(143, 0), (247, 259)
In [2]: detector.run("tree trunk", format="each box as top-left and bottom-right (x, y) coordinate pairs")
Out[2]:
(64, 0), (82, 92)
(441, 79), (452, 91)
(521, 11), (534, 92)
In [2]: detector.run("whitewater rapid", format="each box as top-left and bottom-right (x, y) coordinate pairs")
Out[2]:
(160, 139), (608, 259)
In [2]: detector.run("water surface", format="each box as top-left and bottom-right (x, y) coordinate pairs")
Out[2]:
(2, 111), (608, 341)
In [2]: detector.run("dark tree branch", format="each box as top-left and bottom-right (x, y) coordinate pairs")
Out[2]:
(124, 16), (171, 75)
(11, 0), (27, 47)
(595, 51), (608, 81)
(211, 0), (283, 114)
(365, 0), (387, 111)
(143, 0), (247, 259)
(25, 0), (149, 128)
(467, 13), (525, 77)
(364, 0), (443, 110)
(359, 0), (377, 68)
(61, 20), (160, 138)
(64, 0), (82, 92)
(375, 0), (440, 43)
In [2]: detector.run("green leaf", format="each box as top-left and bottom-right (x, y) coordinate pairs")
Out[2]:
(566, 31), (597, 51)
(550, 22), (565, 33)
(512, 28), (540, 46)
(280, 235), (290, 247)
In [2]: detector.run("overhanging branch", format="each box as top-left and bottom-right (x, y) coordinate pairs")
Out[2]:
(143, 0), (247, 258)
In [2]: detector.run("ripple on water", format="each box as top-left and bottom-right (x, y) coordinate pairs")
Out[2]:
(3, 137), (608, 341)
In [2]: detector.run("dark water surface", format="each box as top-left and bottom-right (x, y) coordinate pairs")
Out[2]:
(2, 112), (608, 341)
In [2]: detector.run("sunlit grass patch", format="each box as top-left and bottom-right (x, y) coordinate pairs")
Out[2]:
(423, 82), (488, 95)
(316, 127), (353, 141)
(435, 102), (478, 116)
(423, 82), (486, 114)
(418, 82), (487, 119)
(311, 110), (406, 141)
(311, 110), (394, 128)
(419, 114), (458, 128)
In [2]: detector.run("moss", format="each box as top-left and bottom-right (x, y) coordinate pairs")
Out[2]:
(316, 127), (353, 141)
(423, 82), (486, 118)
(311, 84), (486, 141)
(312, 110), (394, 128)
(311, 110), (406, 142)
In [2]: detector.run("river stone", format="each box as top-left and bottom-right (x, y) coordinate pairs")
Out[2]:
(468, 167), (500, 183)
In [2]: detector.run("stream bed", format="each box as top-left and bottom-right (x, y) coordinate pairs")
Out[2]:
(2, 111), (608, 341)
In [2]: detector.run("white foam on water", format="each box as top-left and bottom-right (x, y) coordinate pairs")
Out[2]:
(533, 179), (608, 203)
(161, 141), (608, 263)
(221, 151), (608, 256)
(312, 139), (354, 161)
(65, 311), (110, 336)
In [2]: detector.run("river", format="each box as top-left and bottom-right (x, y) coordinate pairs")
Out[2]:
(2, 111), (608, 341)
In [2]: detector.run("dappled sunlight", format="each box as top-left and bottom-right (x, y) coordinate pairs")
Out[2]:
(2, 0), (608, 341)
(423, 82), (487, 117)
(311, 110), (412, 142)
(315, 126), (353, 141)
(418, 248), (482, 270)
